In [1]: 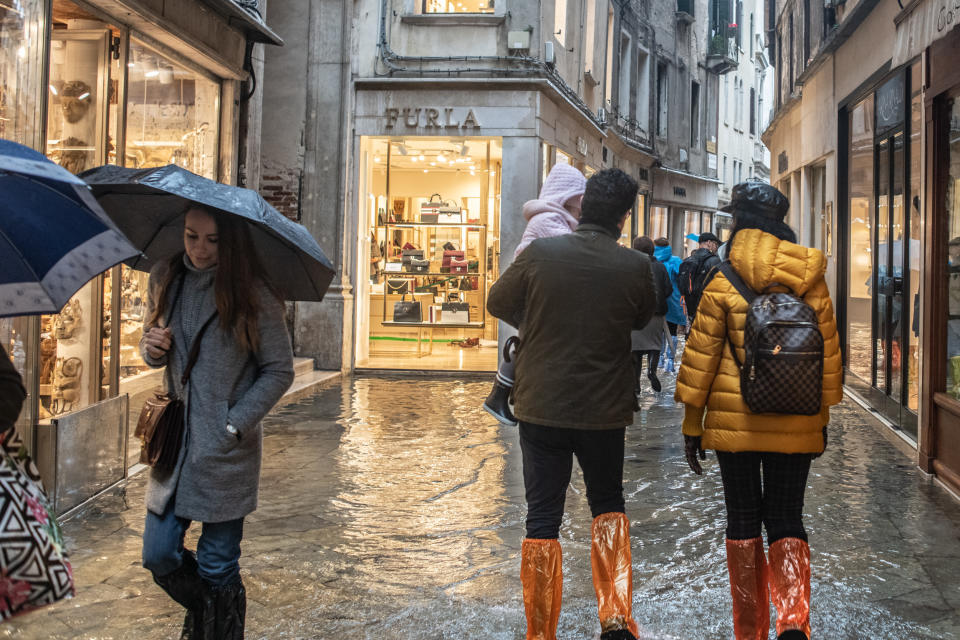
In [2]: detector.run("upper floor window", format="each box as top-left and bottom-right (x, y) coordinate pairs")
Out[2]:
(691, 80), (701, 146)
(657, 62), (668, 137)
(619, 31), (632, 114)
(554, 0), (568, 46)
(423, 0), (495, 13)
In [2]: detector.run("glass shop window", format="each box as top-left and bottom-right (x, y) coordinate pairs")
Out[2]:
(847, 95), (875, 386)
(650, 205), (669, 240)
(945, 98), (960, 398)
(125, 39), (220, 180)
(0, 0), (47, 146)
(422, 0), (495, 13)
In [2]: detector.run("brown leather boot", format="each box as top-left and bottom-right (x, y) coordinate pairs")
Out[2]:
(768, 537), (811, 639)
(520, 538), (562, 640)
(725, 537), (770, 640)
(590, 512), (639, 638)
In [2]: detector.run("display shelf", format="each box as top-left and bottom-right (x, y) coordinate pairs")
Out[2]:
(382, 321), (485, 328)
(381, 272), (482, 277)
(384, 222), (485, 228)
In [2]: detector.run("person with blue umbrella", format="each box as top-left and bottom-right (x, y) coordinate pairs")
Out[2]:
(0, 138), (139, 619)
(80, 164), (332, 639)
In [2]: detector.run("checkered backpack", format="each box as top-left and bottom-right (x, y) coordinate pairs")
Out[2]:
(718, 262), (824, 416)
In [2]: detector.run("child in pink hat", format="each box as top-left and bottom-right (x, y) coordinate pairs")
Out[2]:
(483, 162), (586, 425)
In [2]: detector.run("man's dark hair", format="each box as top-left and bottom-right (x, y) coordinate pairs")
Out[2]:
(580, 169), (638, 233)
(654, 237), (670, 247)
(633, 236), (655, 256)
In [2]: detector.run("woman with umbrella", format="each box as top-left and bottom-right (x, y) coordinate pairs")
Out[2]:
(138, 205), (294, 639)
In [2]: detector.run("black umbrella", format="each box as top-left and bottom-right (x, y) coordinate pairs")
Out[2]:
(80, 164), (335, 301)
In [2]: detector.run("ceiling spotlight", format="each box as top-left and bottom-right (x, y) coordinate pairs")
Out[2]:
(145, 69), (160, 78)
(396, 144), (408, 156)
(48, 84), (58, 96)
(419, 154), (426, 161)
(460, 144), (470, 156)
(438, 154), (446, 163)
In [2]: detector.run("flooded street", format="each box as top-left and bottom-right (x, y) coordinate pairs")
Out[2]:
(8, 375), (960, 639)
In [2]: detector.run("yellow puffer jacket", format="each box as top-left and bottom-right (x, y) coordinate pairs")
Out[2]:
(675, 229), (843, 453)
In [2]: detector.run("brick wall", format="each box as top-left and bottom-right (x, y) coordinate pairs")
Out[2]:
(261, 164), (302, 221)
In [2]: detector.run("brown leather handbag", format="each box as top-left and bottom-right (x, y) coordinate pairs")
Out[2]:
(135, 274), (217, 475)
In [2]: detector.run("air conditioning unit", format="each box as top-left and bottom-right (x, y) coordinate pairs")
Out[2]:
(544, 41), (555, 66)
(598, 107), (607, 124)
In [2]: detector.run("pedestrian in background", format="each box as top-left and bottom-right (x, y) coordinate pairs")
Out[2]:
(675, 182), (842, 640)
(0, 345), (25, 435)
(652, 237), (686, 372)
(483, 162), (586, 426)
(140, 206), (295, 638)
(488, 168), (655, 640)
(677, 231), (722, 322)
(631, 236), (672, 394)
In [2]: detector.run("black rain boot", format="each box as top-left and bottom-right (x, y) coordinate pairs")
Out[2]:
(777, 631), (808, 640)
(600, 630), (638, 640)
(483, 380), (517, 426)
(152, 552), (211, 640)
(647, 370), (662, 393)
(210, 578), (246, 640)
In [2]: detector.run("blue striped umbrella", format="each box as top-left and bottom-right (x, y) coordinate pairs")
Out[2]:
(0, 139), (139, 318)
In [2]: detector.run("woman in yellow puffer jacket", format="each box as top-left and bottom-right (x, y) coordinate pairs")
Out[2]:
(675, 182), (842, 640)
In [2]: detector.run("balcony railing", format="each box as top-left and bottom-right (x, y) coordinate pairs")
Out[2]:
(706, 21), (739, 74)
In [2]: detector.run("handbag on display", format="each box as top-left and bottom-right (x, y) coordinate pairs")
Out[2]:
(448, 257), (469, 274)
(134, 275), (216, 476)
(441, 250), (465, 273)
(0, 428), (74, 619)
(401, 249), (425, 267)
(393, 294), (422, 323)
(386, 278), (411, 295)
(443, 242), (458, 251)
(406, 258), (430, 273)
(440, 292), (470, 324)
(438, 212), (463, 224)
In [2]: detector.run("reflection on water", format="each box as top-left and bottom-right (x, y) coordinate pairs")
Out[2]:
(250, 375), (959, 639)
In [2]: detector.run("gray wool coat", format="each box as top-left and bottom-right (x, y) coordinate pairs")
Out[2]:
(139, 260), (294, 523)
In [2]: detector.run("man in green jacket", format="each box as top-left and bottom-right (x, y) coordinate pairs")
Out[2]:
(488, 168), (656, 640)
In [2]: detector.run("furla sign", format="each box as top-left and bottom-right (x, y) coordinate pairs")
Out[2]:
(384, 107), (482, 130)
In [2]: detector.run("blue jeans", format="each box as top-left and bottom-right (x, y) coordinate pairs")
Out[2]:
(142, 499), (244, 587)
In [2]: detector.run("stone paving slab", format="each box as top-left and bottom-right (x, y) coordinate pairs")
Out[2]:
(6, 374), (960, 639)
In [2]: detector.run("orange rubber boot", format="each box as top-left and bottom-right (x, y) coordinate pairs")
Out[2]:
(590, 512), (639, 638)
(725, 537), (770, 640)
(768, 538), (811, 639)
(521, 538), (562, 640)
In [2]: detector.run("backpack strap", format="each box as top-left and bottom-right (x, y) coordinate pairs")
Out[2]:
(718, 261), (758, 304)
(717, 261), (757, 371)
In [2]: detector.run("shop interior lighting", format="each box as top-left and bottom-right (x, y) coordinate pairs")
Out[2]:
(396, 144), (408, 155)
(460, 144), (470, 156)
(77, 92), (90, 101)
(419, 154), (426, 161)
(145, 69), (160, 78)
(48, 84), (58, 96)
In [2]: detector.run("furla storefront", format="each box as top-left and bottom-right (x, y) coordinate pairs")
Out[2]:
(350, 79), (605, 372)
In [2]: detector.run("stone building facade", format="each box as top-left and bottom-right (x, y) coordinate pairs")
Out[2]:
(260, 0), (730, 373)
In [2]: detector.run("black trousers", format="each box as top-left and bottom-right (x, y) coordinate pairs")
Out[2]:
(716, 451), (812, 545)
(632, 350), (660, 381)
(519, 422), (626, 539)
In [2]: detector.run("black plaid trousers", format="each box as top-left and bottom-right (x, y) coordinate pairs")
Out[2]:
(715, 451), (813, 545)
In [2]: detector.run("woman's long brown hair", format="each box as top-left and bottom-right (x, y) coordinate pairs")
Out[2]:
(147, 206), (279, 353)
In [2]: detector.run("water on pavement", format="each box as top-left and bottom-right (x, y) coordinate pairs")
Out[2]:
(8, 374), (960, 639)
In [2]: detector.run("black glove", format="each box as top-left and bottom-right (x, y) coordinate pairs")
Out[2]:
(812, 427), (827, 460)
(684, 435), (706, 475)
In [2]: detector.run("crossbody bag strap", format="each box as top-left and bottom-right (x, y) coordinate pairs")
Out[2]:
(718, 261), (757, 371)
(180, 313), (218, 386)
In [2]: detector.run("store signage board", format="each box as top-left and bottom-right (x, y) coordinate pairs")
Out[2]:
(384, 107), (482, 130)
(893, 0), (960, 66)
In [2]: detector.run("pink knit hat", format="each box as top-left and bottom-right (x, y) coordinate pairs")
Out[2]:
(539, 162), (587, 207)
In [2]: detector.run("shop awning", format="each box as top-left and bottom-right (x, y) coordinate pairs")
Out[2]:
(892, 0), (958, 67)
(202, 0), (284, 46)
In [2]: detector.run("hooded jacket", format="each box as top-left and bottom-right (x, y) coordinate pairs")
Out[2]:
(654, 244), (687, 326)
(514, 163), (586, 258)
(674, 229), (843, 454)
